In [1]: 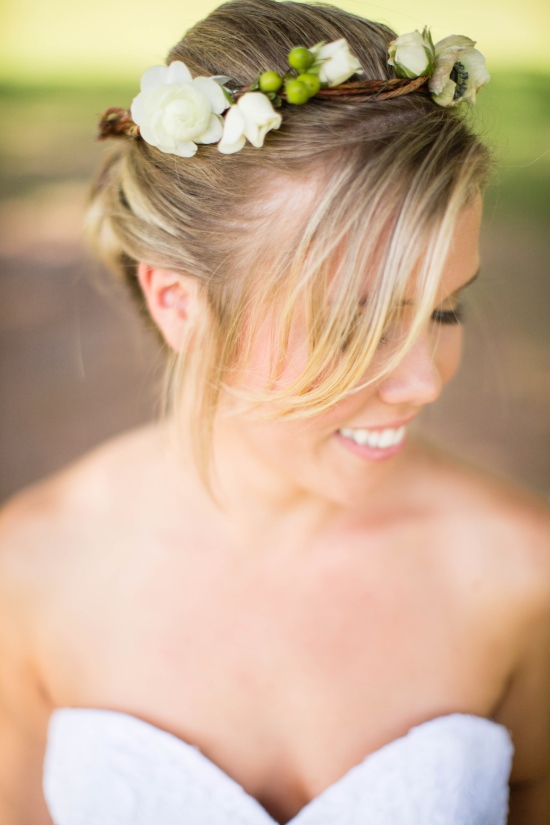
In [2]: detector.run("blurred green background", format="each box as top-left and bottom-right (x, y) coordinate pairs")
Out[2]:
(0, 0), (549, 500)
(2, 0), (550, 81)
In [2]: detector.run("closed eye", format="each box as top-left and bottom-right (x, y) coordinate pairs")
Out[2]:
(431, 304), (464, 326)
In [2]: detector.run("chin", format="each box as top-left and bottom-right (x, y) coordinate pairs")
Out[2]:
(304, 451), (402, 509)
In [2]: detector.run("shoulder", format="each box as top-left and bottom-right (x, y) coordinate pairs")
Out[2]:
(412, 439), (550, 585)
(0, 424), (173, 708)
(406, 440), (550, 645)
(411, 442), (550, 780)
(0, 448), (128, 825)
(0, 424), (170, 609)
(486, 483), (550, 783)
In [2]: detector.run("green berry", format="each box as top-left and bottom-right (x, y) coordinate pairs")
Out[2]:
(259, 71), (283, 93)
(287, 46), (314, 73)
(284, 79), (310, 105)
(296, 72), (321, 97)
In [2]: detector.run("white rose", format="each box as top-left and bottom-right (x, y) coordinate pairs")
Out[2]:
(310, 39), (363, 87)
(388, 30), (434, 79)
(430, 35), (490, 106)
(131, 61), (230, 157)
(218, 92), (282, 154)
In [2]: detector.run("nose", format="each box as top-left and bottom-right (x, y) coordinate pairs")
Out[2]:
(376, 334), (442, 407)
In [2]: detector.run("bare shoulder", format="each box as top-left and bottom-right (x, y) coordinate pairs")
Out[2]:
(0, 424), (181, 823)
(1, 422), (168, 522)
(1, 436), (164, 823)
(0, 423), (170, 601)
(413, 439), (550, 599)
(411, 442), (550, 786)
(0, 423), (214, 822)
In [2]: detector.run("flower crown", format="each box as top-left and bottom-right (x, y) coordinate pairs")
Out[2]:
(98, 29), (489, 158)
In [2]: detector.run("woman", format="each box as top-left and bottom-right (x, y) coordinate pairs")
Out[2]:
(1, 0), (549, 822)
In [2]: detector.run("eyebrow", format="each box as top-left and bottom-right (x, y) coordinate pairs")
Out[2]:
(357, 269), (481, 309)
(456, 268), (481, 293)
(397, 268), (481, 307)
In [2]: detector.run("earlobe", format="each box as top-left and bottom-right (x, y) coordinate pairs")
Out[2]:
(137, 263), (199, 352)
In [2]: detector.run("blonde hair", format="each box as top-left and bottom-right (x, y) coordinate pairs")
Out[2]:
(88, 0), (492, 480)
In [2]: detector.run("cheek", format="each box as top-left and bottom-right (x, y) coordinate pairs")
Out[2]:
(436, 327), (464, 384)
(235, 317), (311, 393)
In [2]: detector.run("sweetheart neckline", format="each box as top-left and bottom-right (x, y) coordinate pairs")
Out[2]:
(45, 708), (513, 825)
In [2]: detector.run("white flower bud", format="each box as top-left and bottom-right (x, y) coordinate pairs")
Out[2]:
(310, 39), (363, 87)
(218, 92), (282, 154)
(388, 30), (434, 79)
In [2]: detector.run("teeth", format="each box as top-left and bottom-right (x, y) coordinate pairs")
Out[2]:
(366, 430), (380, 448)
(378, 429), (394, 449)
(339, 425), (406, 450)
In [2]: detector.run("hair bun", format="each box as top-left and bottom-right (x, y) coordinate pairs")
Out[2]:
(98, 108), (140, 141)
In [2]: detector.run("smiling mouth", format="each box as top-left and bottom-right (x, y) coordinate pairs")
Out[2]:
(338, 425), (406, 450)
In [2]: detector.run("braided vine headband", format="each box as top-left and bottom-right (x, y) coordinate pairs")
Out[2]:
(99, 28), (489, 158)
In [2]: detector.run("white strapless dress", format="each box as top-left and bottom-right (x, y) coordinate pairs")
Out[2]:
(43, 709), (513, 825)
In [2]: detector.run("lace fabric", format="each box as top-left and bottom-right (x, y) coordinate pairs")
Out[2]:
(43, 709), (513, 825)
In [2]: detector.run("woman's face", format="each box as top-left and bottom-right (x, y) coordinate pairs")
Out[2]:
(215, 196), (483, 507)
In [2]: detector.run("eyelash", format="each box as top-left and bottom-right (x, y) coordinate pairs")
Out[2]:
(342, 302), (465, 350)
(431, 304), (464, 326)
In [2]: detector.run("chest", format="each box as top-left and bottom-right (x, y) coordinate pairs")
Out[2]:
(44, 544), (509, 772)
(41, 513), (523, 825)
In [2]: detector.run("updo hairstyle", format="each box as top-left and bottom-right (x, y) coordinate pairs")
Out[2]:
(87, 0), (492, 476)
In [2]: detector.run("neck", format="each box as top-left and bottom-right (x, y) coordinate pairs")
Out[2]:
(213, 429), (343, 557)
(165, 414), (414, 561)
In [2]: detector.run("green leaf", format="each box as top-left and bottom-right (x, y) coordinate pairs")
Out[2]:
(221, 87), (235, 105)
(422, 27), (435, 53)
(394, 62), (418, 79)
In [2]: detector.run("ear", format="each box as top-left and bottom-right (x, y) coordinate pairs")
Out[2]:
(137, 263), (201, 352)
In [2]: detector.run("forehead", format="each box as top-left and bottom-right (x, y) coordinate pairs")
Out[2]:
(256, 168), (482, 308)
(438, 194), (482, 295)
(387, 193), (483, 309)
